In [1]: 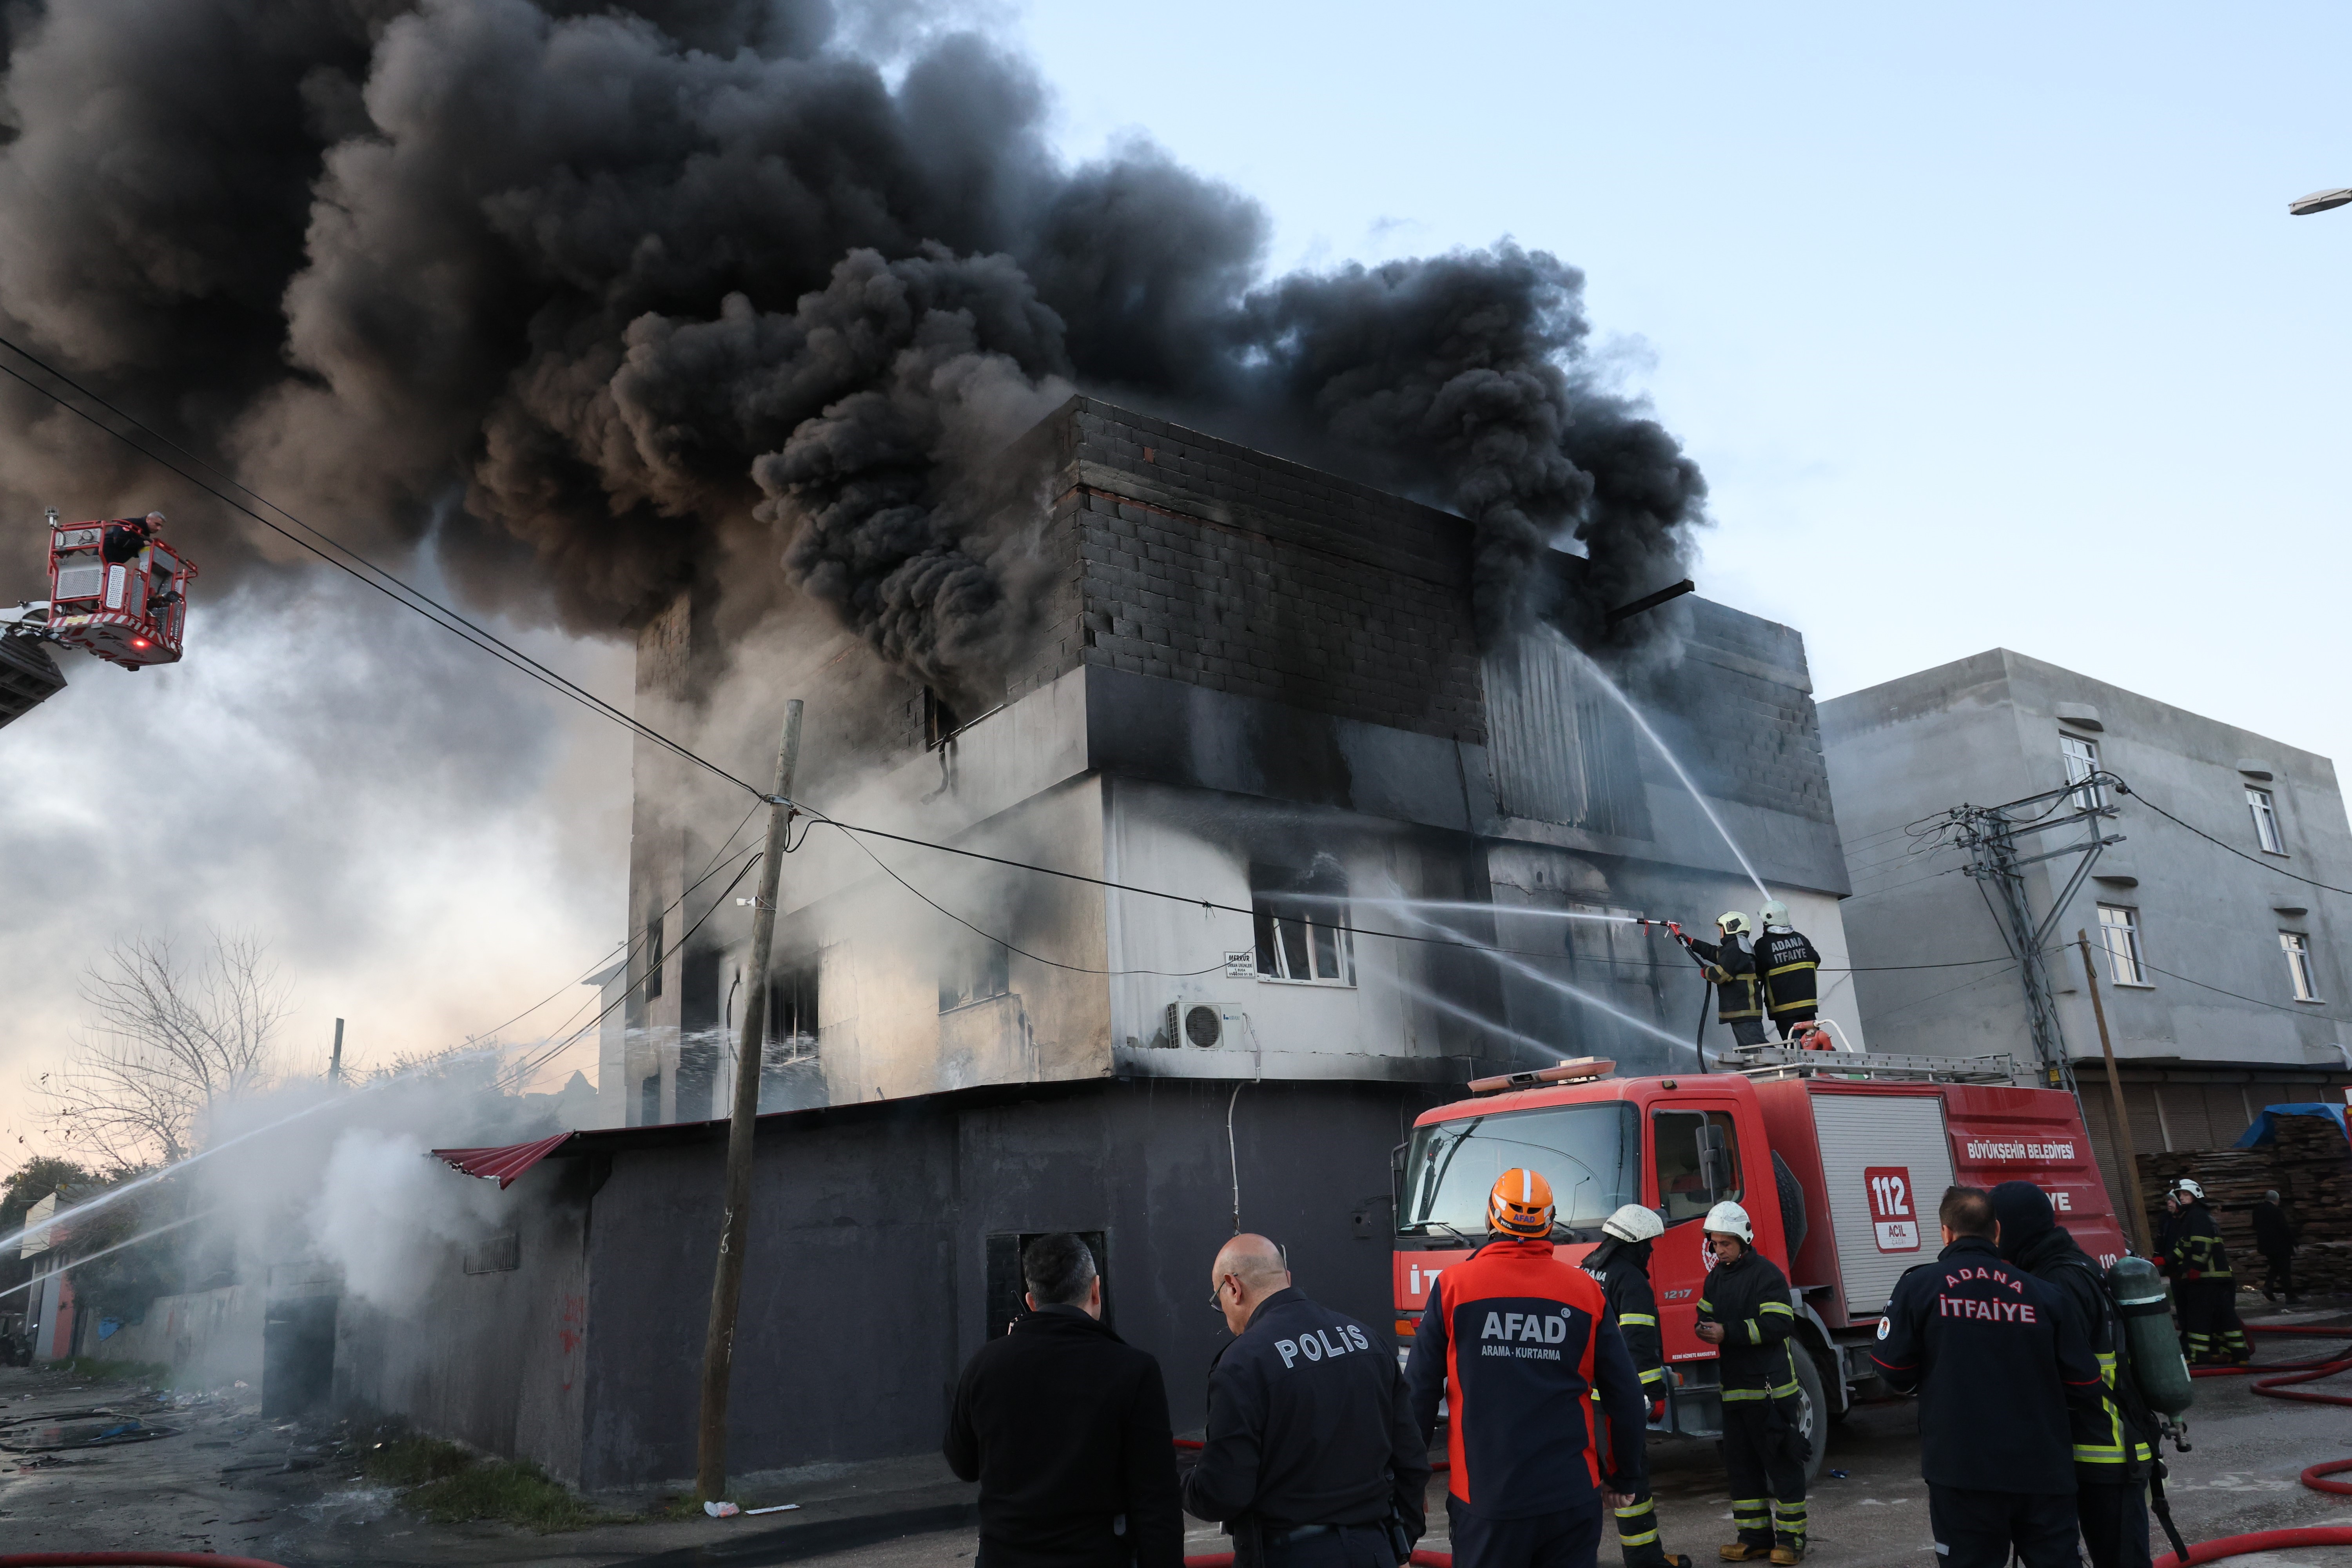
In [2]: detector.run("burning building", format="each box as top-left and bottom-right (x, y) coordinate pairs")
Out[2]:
(338, 397), (1860, 1488)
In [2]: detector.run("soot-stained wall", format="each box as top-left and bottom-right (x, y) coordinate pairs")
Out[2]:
(571, 1076), (1439, 1489)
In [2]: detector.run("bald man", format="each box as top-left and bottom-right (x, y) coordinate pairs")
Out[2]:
(1183, 1234), (1428, 1567)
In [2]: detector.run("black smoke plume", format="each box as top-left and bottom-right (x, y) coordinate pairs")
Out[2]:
(0, 0), (1706, 691)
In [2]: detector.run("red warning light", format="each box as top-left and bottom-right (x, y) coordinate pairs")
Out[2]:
(131, 638), (149, 649)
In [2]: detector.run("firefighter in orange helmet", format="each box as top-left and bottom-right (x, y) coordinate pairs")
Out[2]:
(1405, 1169), (1650, 1568)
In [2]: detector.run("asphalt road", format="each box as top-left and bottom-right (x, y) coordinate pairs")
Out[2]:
(2, 1302), (2344, 1567)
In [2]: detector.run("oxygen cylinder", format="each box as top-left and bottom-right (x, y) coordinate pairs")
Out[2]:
(2109, 1254), (2194, 1416)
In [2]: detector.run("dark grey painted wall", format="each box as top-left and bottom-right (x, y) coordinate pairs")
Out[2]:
(573, 1077), (1441, 1489)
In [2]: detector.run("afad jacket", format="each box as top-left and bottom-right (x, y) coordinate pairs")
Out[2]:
(1406, 1235), (1648, 1520)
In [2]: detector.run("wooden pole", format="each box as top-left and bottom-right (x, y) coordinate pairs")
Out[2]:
(2078, 930), (2152, 1254)
(695, 700), (802, 1504)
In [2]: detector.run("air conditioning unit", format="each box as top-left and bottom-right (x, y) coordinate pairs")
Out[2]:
(1165, 1000), (1225, 1049)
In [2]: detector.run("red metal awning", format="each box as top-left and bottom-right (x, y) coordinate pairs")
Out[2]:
(429, 1131), (575, 1189)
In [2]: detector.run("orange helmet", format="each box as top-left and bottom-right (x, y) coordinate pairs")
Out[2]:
(1487, 1167), (1555, 1238)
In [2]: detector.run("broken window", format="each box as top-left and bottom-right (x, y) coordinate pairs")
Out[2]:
(1250, 858), (1354, 986)
(644, 913), (665, 1001)
(768, 961), (820, 1058)
(940, 942), (1011, 1013)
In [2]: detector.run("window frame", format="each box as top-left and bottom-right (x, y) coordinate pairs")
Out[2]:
(2096, 903), (2149, 987)
(2247, 787), (2287, 856)
(1651, 1106), (1744, 1227)
(644, 915), (666, 1001)
(1252, 901), (1356, 986)
(2281, 931), (2321, 1003)
(2061, 734), (2105, 811)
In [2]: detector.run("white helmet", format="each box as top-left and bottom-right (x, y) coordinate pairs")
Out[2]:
(1602, 1204), (1665, 1244)
(1759, 899), (1789, 928)
(2171, 1178), (2204, 1202)
(1704, 1200), (1753, 1242)
(1717, 911), (1753, 936)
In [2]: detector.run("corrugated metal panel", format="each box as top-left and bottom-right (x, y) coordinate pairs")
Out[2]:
(1482, 633), (1649, 838)
(1810, 1092), (1954, 1317)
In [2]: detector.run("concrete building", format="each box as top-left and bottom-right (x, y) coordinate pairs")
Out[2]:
(350, 397), (1860, 1487)
(1820, 649), (2352, 1209)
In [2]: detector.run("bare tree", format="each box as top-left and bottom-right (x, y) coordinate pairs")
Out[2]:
(36, 932), (289, 1169)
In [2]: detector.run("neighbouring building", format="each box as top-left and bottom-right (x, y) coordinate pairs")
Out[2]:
(1820, 648), (2352, 1213)
(347, 397), (1861, 1488)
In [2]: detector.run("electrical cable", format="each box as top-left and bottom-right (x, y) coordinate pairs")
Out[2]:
(2129, 958), (2352, 1028)
(2119, 782), (2352, 899)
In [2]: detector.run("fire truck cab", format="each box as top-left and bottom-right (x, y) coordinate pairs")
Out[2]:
(1392, 1048), (2125, 1481)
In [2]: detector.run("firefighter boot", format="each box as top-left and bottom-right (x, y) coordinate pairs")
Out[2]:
(1769, 1500), (1807, 1564)
(1722, 1501), (1774, 1562)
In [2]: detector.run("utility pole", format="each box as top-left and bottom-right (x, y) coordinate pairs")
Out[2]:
(1934, 773), (2123, 1091)
(2078, 931), (2152, 1254)
(695, 700), (802, 1505)
(329, 1018), (344, 1086)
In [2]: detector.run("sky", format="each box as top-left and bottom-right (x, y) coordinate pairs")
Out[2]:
(5, 4), (2348, 1165)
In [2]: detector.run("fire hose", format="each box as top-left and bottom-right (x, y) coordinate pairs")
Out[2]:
(2145, 1323), (2352, 1568)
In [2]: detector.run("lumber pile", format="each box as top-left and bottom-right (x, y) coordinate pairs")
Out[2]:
(2271, 1114), (2352, 1294)
(2137, 1114), (2352, 1295)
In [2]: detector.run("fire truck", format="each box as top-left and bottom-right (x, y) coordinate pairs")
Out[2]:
(1, 509), (196, 729)
(1392, 1047), (2126, 1481)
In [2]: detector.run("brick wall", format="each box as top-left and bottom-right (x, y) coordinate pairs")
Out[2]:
(1646, 600), (1837, 826)
(1009, 397), (1488, 744)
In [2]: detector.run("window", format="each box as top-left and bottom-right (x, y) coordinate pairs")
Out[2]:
(770, 962), (821, 1055)
(938, 943), (1009, 1013)
(1397, 1103), (1639, 1239)
(1653, 1108), (1743, 1226)
(2282, 933), (2320, 1002)
(639, 1074), (661, 1126)
(2062, 735), (2105, 810)
(1250, 859), (1354, 985)
(2247, 788), (2286, 855)
(923, 687), (964, 749)
(2096, 904), (2146, 986)
(644, 915), (665, 1000)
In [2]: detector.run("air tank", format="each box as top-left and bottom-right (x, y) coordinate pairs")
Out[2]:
(2109, 1254), (2194, 1416)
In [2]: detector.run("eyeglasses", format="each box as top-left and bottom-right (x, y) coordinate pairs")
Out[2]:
(1208, 1277), (1233, 1310)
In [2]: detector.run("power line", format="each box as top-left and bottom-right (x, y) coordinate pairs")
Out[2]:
(2120, 782), (2352, 899)
(2129, 955), (2352, 1029)
(0, 336), (764, 800)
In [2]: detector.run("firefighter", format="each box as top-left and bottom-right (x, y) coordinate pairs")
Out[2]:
(1683, 914), (1766, 1050)
(1185, 1233), (1428, 1566)
(2153, 1180), (2250, 1366)
(1693, 1201), (1806, 1564)
(1407, 1169), (1649, 1568)
(1583, 1204), (1689, 1568)
(1752, 902), (1821, 1042)
(1870, 1185), (2105, 1568)
(1991, 1180), (2155, 1568)
(101, 512), (162, 564)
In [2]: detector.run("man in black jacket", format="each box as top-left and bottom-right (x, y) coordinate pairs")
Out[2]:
(1991, 1181), (2153, 1568)
(1187, 1233), (1427, 1567)
(944, 1233), (1183, 1568)
(1752, 902), (1821, 1043)
(2252, 1190), (2299, 1303)
(1684, 914), (1767, 1051)
(1695, 1201), (1807, 1564)
(1871, 1186), (2103, 1568)
(2153, 1181), (2250, 1365)
(1586, 1204), (1687, 1568)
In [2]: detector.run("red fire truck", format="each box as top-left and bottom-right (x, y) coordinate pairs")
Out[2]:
(1392, 1048), (2126, 1481)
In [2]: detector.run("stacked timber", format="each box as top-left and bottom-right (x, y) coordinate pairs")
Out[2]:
(2136, 1116), (2352, 1295)
(2270, 1114), (2352, 1294)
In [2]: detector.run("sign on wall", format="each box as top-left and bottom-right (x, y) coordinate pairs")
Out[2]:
(1864, 1165), (1921, 1253)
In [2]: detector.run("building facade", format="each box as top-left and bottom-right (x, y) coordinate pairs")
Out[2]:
(1820, 649), (2352, 1207)
(363, 397), (1864, 1486)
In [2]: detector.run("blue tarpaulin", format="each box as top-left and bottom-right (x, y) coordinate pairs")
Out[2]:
(2233, 1103), (2350, 1149)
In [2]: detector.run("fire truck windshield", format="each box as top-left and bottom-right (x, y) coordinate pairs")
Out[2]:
(1398, 1102), (1639, 1241)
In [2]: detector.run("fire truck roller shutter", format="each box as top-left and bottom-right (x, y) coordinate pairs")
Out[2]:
(1809, 1094), (1956, 1318)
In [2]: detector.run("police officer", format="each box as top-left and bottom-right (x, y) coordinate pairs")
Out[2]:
(1583, 1204), (1688, 1568)
(1870, 1185), (2103, 1568)
(1683, 914), (1766, 1051)
(1694, 1201), (1806, 1564)
(2153, 1180), (2250, 1365)
(1408, 1169), (1648, 1568)
(1990, 1180), (2154, 1568)
(1751, 902), (1821, 1043)
(1185, 1234), (1428, 1567)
